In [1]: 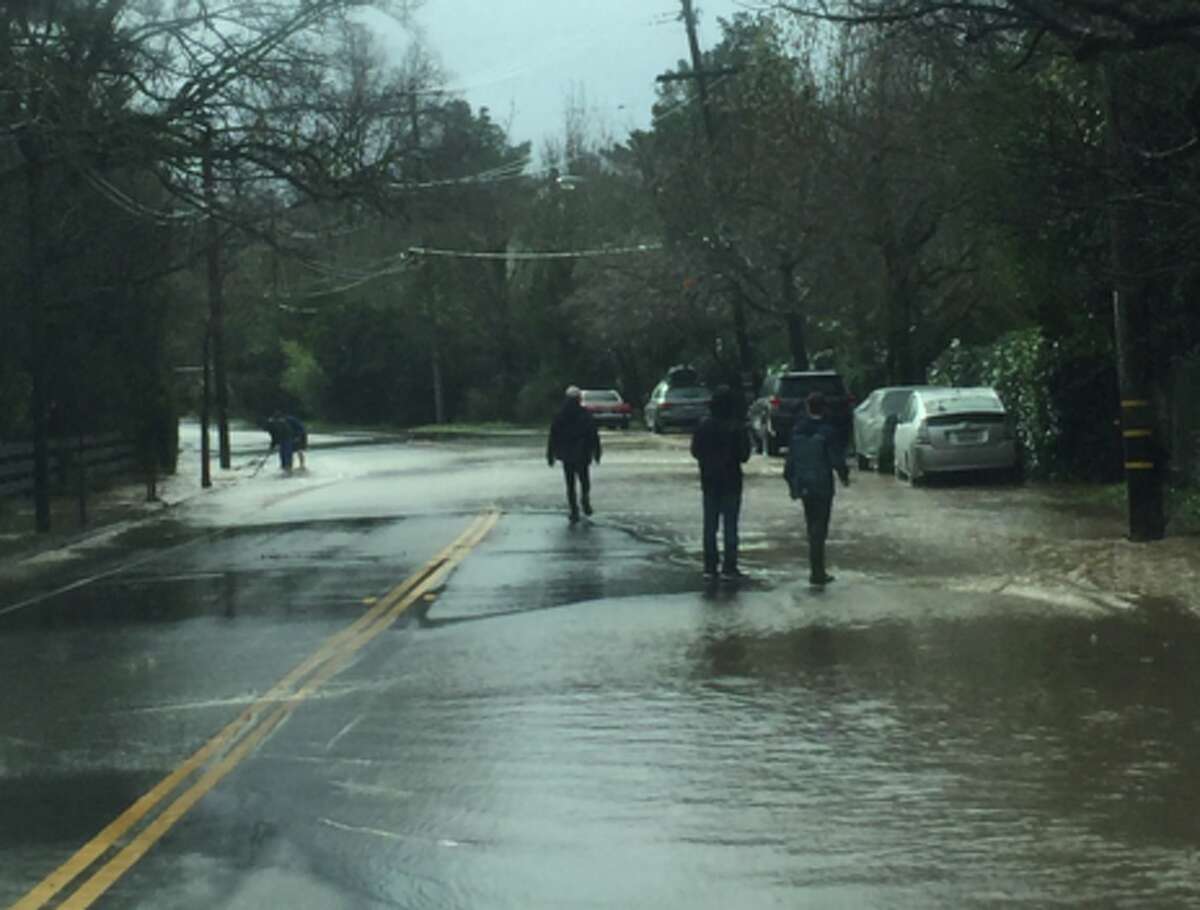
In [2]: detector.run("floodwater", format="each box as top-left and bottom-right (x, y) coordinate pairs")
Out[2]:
(3, 437), (1199, 908)
(295, 549), (1200, 910)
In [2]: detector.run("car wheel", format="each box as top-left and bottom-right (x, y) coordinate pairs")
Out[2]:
(856, 453), (869, 471)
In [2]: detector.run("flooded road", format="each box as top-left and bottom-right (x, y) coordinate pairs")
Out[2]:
(2, 433), (1198, 908)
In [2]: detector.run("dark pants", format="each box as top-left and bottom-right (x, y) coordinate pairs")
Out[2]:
(563, 461), (591, 517)
(702, 486), (742, 573)
(279, 436), (294, 470)
(801, 494), (833, 581)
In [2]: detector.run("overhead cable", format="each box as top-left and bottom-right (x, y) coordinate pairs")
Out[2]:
(407, 243), (663, 260)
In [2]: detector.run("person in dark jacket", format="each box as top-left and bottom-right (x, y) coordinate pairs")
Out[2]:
(690, 385), (752, 579)
(285, 414), (308, 470)
(547, 385), (602, 523)
(784, 392), (850, 585)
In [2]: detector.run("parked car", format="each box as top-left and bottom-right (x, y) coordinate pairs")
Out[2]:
(891, 386), (1020, 484)
(854, 385), (947, 471)
(748, 370), (853, 456)
(644, 381), (711, 433)
(580, 389), (632, 429)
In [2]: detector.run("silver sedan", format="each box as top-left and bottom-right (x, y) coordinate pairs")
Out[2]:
(892, 387), (1020, 484)
(853, 385), (945, 471)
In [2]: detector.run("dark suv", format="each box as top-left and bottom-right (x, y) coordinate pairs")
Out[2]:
(748, 370), (853, 456)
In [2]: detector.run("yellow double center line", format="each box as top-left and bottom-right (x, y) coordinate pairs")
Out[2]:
(12, 509), (500, 910)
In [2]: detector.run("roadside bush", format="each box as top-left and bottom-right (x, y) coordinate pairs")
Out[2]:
(514, 370), (567, 425)
(280, 340), (327, 417)
(929, 328), (1120, 480)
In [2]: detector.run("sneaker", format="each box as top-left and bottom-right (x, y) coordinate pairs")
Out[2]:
(721, 568), (748, 581)
(569, 512), (580, 524)
(582, 500), (593, 516)
(809, 574), (835, 585)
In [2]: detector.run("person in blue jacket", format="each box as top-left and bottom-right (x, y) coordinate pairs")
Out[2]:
(784, 392), (850, 585)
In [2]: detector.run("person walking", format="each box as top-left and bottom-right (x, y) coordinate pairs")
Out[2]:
(285, 414), (308, 470)
(690, 385), (752, 580)
(784, 392), (850, 586)
(547, 385), (602, 523)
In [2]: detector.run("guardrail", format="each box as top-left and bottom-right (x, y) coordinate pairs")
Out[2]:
(0, 433), (138, 498)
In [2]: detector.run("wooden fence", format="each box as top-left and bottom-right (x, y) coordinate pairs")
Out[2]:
(0, 433), (138, 499)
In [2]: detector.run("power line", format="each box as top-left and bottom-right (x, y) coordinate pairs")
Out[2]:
(407, 243), (662, 260)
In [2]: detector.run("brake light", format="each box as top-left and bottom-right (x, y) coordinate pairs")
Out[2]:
(659, 402), (672, 411)
(915, 420), (931, 444)
(769, 396), (782, 410)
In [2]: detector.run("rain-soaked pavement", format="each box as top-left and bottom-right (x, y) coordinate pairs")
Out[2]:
(1, 429), (1199, 908)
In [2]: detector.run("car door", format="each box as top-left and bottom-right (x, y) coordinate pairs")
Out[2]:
(645, 383), (667, 430)
(891, 392), (919, 474)
(855, 392), (881, 459)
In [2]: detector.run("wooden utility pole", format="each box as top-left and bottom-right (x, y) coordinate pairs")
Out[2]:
(1104, 62), (1165, 541)
(657, 0), (753, 385)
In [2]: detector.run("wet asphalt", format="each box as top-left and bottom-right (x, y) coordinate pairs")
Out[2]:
(1, 430), (1198, 909)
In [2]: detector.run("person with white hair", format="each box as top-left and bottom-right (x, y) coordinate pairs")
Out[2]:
(546, 385), (602, 523)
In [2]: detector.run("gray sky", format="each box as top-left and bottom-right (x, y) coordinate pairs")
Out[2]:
(385, 0), (760, 148)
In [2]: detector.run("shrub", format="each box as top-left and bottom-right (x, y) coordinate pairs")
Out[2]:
(929, 328), (1121, 480)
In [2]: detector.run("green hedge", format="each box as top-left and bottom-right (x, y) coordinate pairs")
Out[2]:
(929, 328), (1121, 481)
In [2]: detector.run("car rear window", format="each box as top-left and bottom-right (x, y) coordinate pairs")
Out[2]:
(925, 395), (1002, 414)
(668, 387), (710, 400)
(926, 412), (1006, 426)
(881, 390), (912, 413)
(583, 391), (620, 403)
(778, 376), (845, 398)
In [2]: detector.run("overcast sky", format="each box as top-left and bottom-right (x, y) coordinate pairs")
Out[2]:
(375, 0), (760, 149)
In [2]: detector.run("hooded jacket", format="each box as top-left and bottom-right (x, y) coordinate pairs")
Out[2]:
(547, 397), (602, 466)
(691, 415), (751, 493)
(784, 415), (848, 500)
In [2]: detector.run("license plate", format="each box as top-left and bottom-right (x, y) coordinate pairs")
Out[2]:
(951, 430), (985, 444)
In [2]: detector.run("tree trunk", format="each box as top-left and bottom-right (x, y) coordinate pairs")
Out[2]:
(201, 323), (212, 489)
(26, 155), (50, 532)
(780, 262), (809, 369)
(884, 264), (918, 384)
(203, 134), (231, 470)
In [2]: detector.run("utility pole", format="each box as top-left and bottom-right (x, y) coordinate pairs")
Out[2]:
(1104, 62), (1165, 541)
(657, 0), (753, 389)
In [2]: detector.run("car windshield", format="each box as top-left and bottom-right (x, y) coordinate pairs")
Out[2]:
(583, 391), (620, 403)
(778, 376), (844, 397)
(668, 387), (710, 400)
